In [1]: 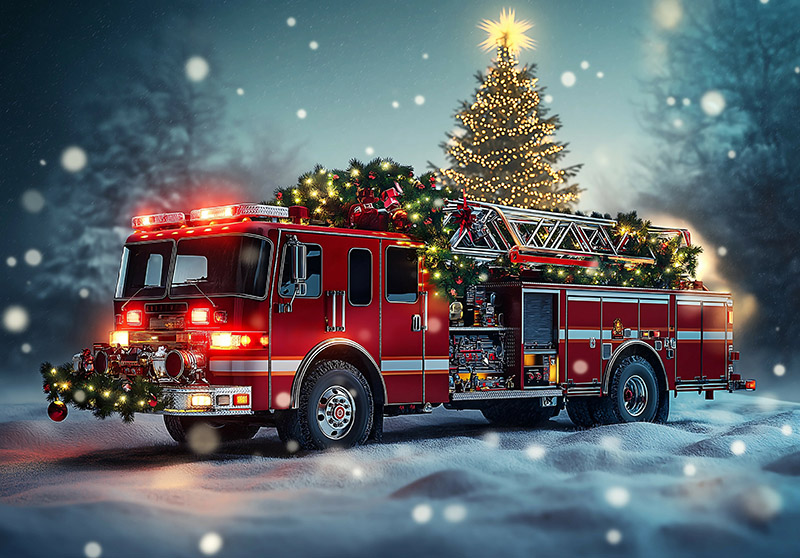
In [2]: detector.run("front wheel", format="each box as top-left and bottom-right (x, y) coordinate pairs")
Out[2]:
(277, 359), (373, 450)
(163, 415), (260, 444)
(594, 355), (660, 424)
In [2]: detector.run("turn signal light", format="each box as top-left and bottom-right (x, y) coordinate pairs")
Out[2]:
(126, 310), (142, 326)
(189, 393), (213, 407)
(191, 308), (210, 325)
(210, 332), (263, 350)
(109, 330), (129, 347)
(233, 394), (250, 406)
(745, 379), (756, 390)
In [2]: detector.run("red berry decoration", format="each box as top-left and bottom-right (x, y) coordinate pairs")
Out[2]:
(47, 400), (68, 422)
(148, 396), (158, 408)
(43, 383), (50, 393)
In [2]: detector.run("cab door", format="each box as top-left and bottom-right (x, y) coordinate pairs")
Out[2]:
(380, 243), (424, 404)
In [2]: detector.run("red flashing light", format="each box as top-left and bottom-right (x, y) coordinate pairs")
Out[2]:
(191, 308), (210, 325)
(239, 335), (252, 347)
(745, 379), (756, 391)
(126, 310), (142, 326)
(210, 331), (263, 350)
(131, 212), (186, 230)
(190, 203), (289, 224)
(233, 394), (250, 406)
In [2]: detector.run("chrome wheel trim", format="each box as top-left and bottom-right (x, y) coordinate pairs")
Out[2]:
(623, 374), (648, 417)
(316, 385), (355, 440)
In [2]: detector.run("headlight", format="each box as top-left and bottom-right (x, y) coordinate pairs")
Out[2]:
(109, 330), (129, 347)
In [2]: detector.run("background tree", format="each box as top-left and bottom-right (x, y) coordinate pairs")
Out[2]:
(638, 0), (800, 366)
(438, 9), (580, 210)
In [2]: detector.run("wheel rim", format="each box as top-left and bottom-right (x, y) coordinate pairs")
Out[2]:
(316, 386), (355, 440)
(623, 375), (648, 417)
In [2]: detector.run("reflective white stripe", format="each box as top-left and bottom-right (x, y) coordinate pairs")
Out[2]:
(602, 330), (613, 340)
(628, 330), (640, 339)
(559, 329), (566, 341)
(425, 358), (450, 370)
(640, 299), (669, 305)
(728, 332), (734, 340)
(676, 331), (701, 340)
(677, 301), (702, 306)
(568, 296), (600, 302)
(566, 289), (669, 301)
(210, 359), (270, 373)
(704, 302), (725, 307)
(676, 296), (728, 303)
(567, 329), (600, 340)
(381, 359), (423, 371)
(601, 298), (638, 303)
(272, 360), (302, 372)
(703, 331), (727, 340)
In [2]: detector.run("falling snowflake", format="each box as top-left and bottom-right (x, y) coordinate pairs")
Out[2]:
(605, 487), (630, 508)
(481, 431), (500, 448)
(683, 463), (697, 476)
(727, 150), (736, 159)
(653, 0), (683, 30)
(391, 100), (399, 108)
(580, 60), (590, 70)
(39, 159), (46, 166)
(199, 532), (223, 556)
(6, 256), (17, 267)
(730, 440), (746, 455)
(600, 436), (622, 451)
(236, 88), (244, 95)
(61, 146), (87, 172)
(443, 504), (467, 523)
(422, 53), (429, 60)
(414, 95), (425, 105)
(3, 306), (29, 333)
(21, 189), (45, 213)
(759, 0), (769, 4)
(673, 118), (684, 128)
(596, 71), (604, 78)
(286, 439), (300, 453)
(795, 66), (800, 74)
(24, 249), (42, 266)
(666, 96), (676, 106)
(543, 94), (553, 103)
(286, 17), (297, 27)
(561, 71), (576, 87)
(352, 467), (364, 478)
(275, 391), (291, 407)
(309, 41), (319, 50)
(296, 109), (307, 119)
(606, 529), (622, 545)
(187, 423), (221, 455)
(781, 425), (793, 436)
(79, 287), (90, 299)
(739, 485), (782, 523)
(717, 246), (728, 257)
(700, 90), (726, 116)
(682, 97), (691, 106)
(773, 364), (786, 377)
(185, 56), (210, 82)
(525, 444), (546, 460)
(21, 343), (32, 354)
(84, 541), (102, 558)
(365, 146), (375, 156)
(412, 503), (433, 523)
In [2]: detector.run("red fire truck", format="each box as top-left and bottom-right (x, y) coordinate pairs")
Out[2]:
(85, 201), (754, 449)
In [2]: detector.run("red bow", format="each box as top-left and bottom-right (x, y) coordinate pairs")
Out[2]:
(454, 192), (476, 241)
(381, 182), (403, 212)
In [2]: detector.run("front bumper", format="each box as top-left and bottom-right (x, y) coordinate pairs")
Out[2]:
(161, 385), (253, 416)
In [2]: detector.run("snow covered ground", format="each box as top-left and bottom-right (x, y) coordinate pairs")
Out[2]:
(1, 394), (798, 558)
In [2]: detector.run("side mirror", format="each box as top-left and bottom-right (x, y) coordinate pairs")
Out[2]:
(290, 241), (308, 284)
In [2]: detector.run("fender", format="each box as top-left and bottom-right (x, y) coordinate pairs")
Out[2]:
(601, 339), (668, 395)
(289, 338), (387, 408)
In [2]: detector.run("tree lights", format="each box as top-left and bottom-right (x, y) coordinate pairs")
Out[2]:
(440, 11), (580, 210)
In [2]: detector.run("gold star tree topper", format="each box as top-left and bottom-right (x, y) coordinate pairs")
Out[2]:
(478, 8), (535, 54)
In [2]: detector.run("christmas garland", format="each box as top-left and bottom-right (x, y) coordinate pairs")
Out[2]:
(40, 361), (169, 422)
(268, 158), (701, 299)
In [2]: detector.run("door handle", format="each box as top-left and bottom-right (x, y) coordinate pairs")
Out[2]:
(412, 314), (422, 332)
(326, 290), (346, 332)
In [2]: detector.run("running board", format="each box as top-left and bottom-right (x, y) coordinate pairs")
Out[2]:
(675, 382), (729, 393)
(450, 388), (562, 401)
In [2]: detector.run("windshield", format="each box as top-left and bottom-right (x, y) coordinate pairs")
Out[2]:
(115, 241), (172, 298)
(170, 236), (272, 298)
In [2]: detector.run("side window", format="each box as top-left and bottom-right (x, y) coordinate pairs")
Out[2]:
(386, 246), (418, 303)
(348, 248), (372, 306)
(279, 243), (322, 298)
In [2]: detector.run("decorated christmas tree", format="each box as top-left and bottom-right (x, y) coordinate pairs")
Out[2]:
(440, 9), (580, 210)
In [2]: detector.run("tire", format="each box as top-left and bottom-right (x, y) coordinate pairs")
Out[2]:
(594, 355), (660, 424)
(163, 415), (260, 444)
(481, 399), (556, 427)
(566, 398), (597, 428)
(277, 360), (373, 450)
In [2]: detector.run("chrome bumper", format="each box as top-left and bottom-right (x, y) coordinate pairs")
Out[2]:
(160, 385), (253, 416)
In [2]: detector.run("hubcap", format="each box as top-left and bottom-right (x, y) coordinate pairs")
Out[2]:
(623, 375), (648, 417)
(316, 386), (355, 440)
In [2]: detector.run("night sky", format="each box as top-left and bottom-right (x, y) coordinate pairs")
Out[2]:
(2, 0), (795, 399)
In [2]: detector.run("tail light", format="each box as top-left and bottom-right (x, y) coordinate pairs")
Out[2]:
(210, 331), (264, 350)
(728, 308), (734, 325)
(191, 308), (210, 325)
(233, 394), (250, 406)
(126, 310), (142, 326)
(745, 379), (756, 390)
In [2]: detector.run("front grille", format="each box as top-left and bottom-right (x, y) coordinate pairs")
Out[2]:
(145, 302), (188, 313)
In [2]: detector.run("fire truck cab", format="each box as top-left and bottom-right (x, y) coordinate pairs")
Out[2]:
(99, 203), (753, 450)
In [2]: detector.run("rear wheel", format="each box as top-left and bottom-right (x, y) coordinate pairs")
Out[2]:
(277, 359), (373, 450)
(594, 355), (659, 424)
(481, 399), (557, 427)
(566, 398), (597, 428)
(163, 416), (260, 444)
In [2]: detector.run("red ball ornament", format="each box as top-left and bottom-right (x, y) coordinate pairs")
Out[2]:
(47, 400), (68, 422)
(148, 396), (158, 408)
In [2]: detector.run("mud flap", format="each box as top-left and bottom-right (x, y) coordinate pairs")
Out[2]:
(368, 404), (384, 442)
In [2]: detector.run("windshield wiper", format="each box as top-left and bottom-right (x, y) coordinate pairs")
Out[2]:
(179, 278), (217, 308)
(121, 285), (150, 310)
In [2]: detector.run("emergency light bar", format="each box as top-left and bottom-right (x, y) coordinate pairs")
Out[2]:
(131, 212), (186, 230)
(190, 203), (289, 223)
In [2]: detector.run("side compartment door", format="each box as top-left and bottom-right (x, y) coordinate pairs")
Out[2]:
(639, 296), (671, 388)
(675, 298), (702, 382)
(702, 300), (727, 380)
(380, 244), (424, 404)
(565, 295), (602, 383)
